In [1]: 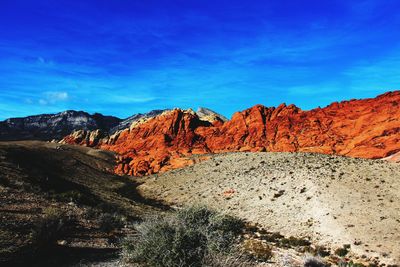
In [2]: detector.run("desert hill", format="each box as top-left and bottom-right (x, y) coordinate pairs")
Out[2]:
(137, 152), (400, 265)
(0, 141), (165, 266)
(62, 91), (400, 176)
(0, 141), (346, 267)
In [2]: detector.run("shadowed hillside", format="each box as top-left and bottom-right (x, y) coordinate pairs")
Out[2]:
(0, 141), (165, 266)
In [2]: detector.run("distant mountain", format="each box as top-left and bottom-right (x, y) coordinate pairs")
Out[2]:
(111, 108), (227, 133)
(196, 107), (228, 123)
(60, 107), (228, 147)
(110, 109), (167, 134)
(0, 110), (121, 141)
(0, 108), (228, 142)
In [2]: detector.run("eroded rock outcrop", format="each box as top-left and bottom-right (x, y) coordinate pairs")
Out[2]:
(62, 91), (400, 176)
(60, 129), (109, 147)
(102, 109), (212, 176)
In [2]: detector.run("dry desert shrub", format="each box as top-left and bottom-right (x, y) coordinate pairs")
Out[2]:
(303, 256), (330, 267)
(97, 212), (126, 232)
(31, 207), (66, 247)
(122, 205), (246, 267)
(242, 239), (272, 261)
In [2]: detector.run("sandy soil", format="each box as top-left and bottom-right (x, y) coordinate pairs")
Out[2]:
(137, 152), (400, 265)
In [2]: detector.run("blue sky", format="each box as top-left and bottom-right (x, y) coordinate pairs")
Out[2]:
(1, 0), (400, 120)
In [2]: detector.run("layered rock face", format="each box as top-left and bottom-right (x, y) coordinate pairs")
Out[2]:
(102, 109), (213, 176)
(62, 91), (400, 176)
(198, 91), (400, 158)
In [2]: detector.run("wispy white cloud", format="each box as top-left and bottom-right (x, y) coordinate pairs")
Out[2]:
(105, 95), (157, 104)
(46, 91), (69, 101)
(39, 91), (69, 105)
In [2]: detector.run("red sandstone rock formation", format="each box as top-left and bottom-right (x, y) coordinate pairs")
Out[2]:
(62, 91), (400, 176)
(101, 109), (211, 176)
(199, 91), (400, 158)
(383, 151), (400, 163)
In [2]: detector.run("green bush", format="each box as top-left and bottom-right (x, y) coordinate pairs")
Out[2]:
(122, 206), (245, 267)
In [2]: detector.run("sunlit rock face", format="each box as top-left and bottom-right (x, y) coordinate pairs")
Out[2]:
(62, 91), (400, 176)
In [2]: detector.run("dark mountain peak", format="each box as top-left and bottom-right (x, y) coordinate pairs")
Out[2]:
(0, 110), (121, 141)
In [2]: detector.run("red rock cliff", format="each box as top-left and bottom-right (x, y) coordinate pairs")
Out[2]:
(62, 91), (400, 176)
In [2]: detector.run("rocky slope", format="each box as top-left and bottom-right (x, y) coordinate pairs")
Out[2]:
(137, 152), (400, 265)
(61, 91), (400, 176)
(0, 110), (121, 141)
(1, 141), (362, 267)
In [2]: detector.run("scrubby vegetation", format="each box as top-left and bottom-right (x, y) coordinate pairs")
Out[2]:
(242, 239), (272, 261)
(122, 206), (252, 267)
(280, 235), (311, 248)
(30, 207), (68, 249)
(51, 190), (85, 204)
(335, 244), (350, 257)
(303, 256), (329, 267)
(98, 212), (126, 232)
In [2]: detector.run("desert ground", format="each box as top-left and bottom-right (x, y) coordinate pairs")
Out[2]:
(1, 141), (399, 266)
(137, 152), (400, 265)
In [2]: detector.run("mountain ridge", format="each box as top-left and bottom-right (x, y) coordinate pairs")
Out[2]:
(61, 90), (400, 176)
(0, 110), (121, 141)
(1, 91), (398, 176)
(0, 107), (228, 141)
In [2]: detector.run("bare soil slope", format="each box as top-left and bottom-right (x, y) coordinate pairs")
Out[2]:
(137, 152), (400, 265)
(0, 141), (164, 266)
